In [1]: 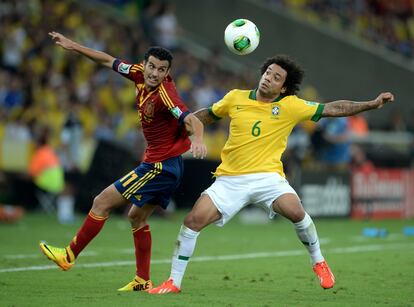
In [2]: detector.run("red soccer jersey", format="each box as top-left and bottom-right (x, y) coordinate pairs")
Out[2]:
(113, 59), (191, 162)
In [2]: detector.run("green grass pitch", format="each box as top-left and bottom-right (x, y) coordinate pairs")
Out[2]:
(1, 211), (414, 306)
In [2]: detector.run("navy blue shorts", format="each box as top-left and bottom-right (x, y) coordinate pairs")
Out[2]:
(114, 156), (184, 209)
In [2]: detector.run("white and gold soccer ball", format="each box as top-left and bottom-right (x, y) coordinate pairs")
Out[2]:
(224, 19), (260, 55)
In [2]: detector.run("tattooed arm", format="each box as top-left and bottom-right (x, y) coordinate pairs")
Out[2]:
(322, 92), (394, 118)
(193, 108), (218, 126)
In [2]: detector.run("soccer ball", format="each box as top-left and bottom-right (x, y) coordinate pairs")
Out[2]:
(224, 19), (260, 55)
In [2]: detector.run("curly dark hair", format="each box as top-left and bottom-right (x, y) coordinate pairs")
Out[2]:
(144, 46), (173, 68)
(260, 55), (304, 96)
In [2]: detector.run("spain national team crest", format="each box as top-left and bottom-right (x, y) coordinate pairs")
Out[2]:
(143, 100), (155, 122)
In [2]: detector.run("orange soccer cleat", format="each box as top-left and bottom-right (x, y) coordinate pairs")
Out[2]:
(313, 260), (335, 289)
(147, 279), (181, 294)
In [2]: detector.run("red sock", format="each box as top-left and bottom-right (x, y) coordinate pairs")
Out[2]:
(68, 211), (108, 260)
(133, 224), (152, 280)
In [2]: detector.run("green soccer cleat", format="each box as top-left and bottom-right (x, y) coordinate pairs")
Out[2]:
(39, 242), (74, 271)
(117, 276), (152, 292)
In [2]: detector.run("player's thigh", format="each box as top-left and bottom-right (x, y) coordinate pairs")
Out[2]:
(184, 194), (221, 231)
(93, 184), (130, 211)
(202, 175), (251, 227)
(249, 173), (300, 220)
(272, 193), (305, 222)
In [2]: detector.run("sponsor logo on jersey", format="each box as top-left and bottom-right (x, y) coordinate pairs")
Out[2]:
(118, 63), (131, 74)
(170, 106), (183, 119)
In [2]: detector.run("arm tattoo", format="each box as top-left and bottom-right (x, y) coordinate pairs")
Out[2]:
(194, 108), (216, 126)
(322, 100), (374, 117)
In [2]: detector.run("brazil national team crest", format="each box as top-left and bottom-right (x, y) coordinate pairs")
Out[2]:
(271, 104), (280, 118)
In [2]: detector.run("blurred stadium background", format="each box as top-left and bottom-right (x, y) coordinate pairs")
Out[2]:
(1, 1), (414, 306)
(0, 0), (413, 222)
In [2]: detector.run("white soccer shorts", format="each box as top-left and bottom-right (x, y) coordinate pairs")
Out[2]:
(202, 172), (298, 226)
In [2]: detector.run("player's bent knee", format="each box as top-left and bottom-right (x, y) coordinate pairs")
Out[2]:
(183, 213), (204, 232)
(127, 211), (146, 226)
(287, 209), (306, 223)
(91, 193), (112, 216)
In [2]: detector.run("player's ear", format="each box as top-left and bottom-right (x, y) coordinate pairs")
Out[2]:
(281, 86), (287, 94)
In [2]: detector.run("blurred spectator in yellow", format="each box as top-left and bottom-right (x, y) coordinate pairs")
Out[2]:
(28, 127), (64, 214)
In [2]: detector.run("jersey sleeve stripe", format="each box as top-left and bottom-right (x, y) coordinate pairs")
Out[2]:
(130, 64), (144, 72)
(159, 88), (174, 109)
(311, 104), (325, 122)
(159, 85), (175, 109)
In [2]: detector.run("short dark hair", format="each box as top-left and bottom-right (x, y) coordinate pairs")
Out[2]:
(144, 46), (173, 68)
(260, 55), (304, 96)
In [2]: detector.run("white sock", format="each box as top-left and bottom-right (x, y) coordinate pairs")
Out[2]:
(170, 225), (200, 288)
(294, 213), (324, 265)
(57, 195), (75, 224)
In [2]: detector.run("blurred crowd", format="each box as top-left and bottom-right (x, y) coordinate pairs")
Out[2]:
(0, 0), (413, 215)
(266, 0), (414, 58)
(0, 0), (254, 163)
(0, 0), (254, 215)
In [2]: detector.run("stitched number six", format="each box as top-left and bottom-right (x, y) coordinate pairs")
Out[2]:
(251, 121), (261, 137)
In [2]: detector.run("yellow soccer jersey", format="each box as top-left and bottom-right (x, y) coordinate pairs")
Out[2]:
(209, 89), (324, 177)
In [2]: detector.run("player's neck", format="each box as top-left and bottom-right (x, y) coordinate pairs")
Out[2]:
(145, 85), (156, 91)
(256, 91), (279, 103)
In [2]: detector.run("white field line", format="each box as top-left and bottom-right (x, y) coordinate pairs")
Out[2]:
(3, 251), (98, 260)
(1, 242), (413, 274)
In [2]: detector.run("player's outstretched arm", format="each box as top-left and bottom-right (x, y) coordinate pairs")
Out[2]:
(184, 113), (207, 159)
(321, 92), (394, 118)
(48, 31), (115, 68)
(193, 108), (217, 126)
